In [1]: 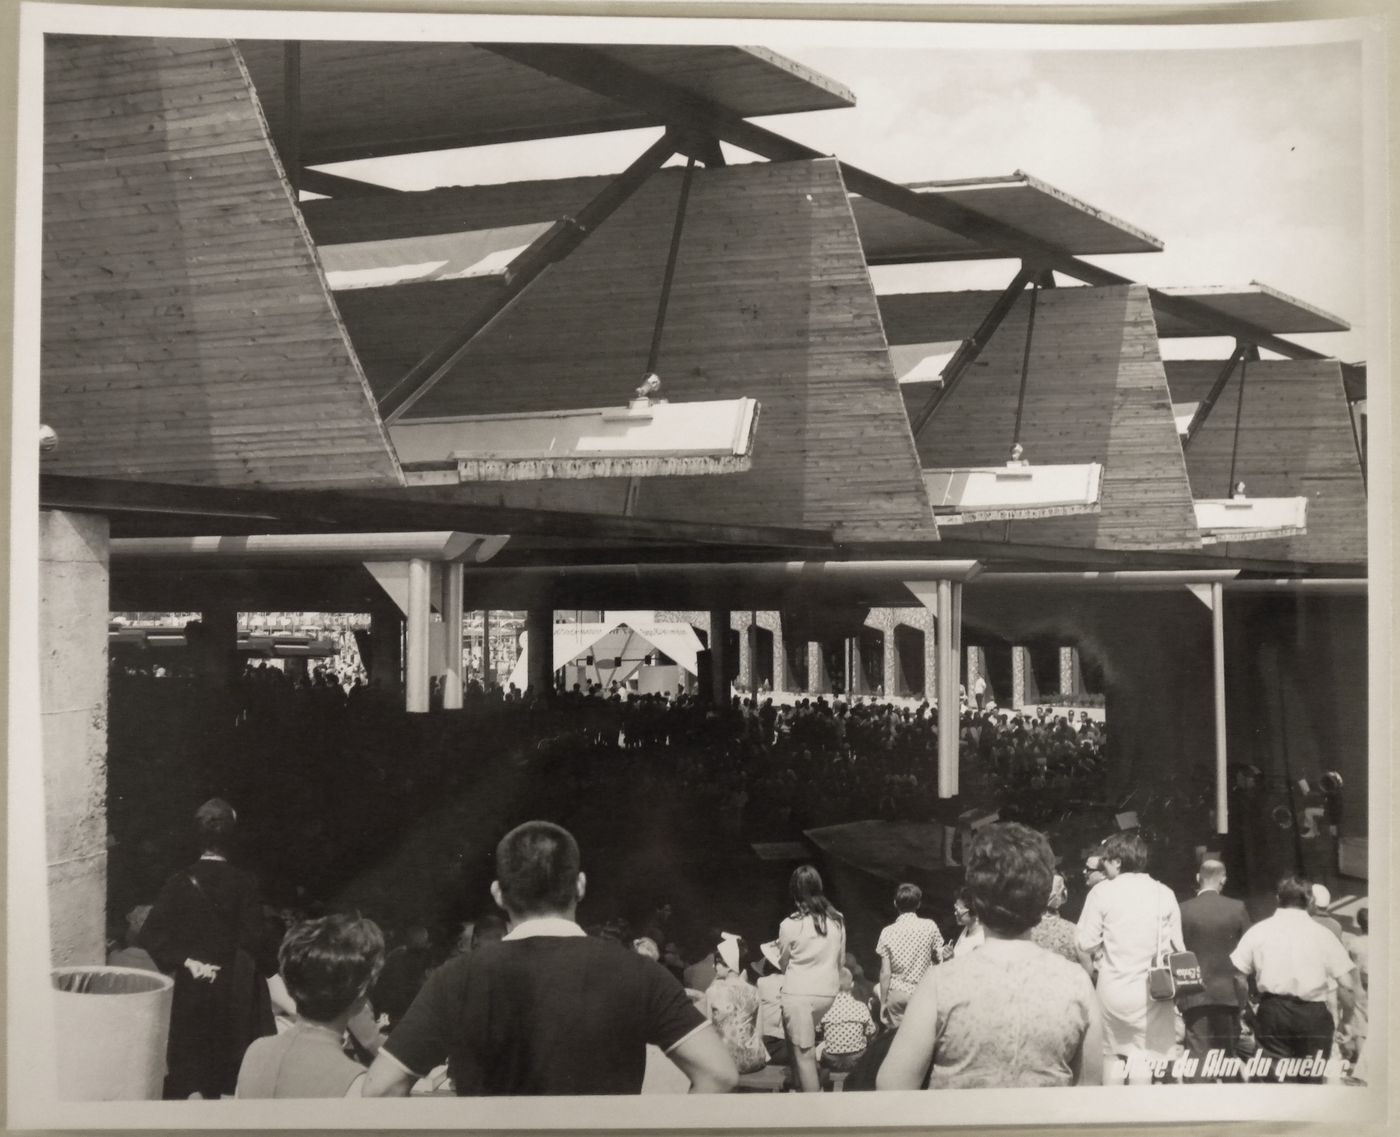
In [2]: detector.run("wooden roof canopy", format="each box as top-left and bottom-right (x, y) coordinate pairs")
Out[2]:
(39, 35), (1363, 570)
(881, 281), (1352, 346)
(237, 41), (856, 164)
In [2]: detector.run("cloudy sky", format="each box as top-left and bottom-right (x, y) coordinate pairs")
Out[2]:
(325, 33), (1368, 362)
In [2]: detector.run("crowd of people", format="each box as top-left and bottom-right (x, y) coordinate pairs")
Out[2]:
(114, 796), (1368, 1102)
(108, 662), (1134, 924)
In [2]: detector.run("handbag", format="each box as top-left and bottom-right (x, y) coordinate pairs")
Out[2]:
(1146, 885), (1196, 1001)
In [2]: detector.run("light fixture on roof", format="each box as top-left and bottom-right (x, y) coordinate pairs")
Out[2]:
(922, 277), (1104, 525)
(1185, 348), (1309, 545)
(387, 155), (760, 485)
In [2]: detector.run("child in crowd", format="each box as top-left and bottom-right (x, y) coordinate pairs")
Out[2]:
(236, 914), (385, 1098)
(816, 967), (876, 1074)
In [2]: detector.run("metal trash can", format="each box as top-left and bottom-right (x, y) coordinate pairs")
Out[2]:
(52, 965), (173, 1100)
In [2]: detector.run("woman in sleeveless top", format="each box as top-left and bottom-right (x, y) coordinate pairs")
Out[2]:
(776, 865), (845, 1091)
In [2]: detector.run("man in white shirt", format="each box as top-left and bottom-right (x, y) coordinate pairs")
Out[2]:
(1230, 875), (1355, 1083)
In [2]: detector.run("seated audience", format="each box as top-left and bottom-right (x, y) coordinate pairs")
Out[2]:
(236, 914), (386, 1098)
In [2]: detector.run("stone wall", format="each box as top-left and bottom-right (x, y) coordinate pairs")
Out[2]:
(41, 510), (110, 966)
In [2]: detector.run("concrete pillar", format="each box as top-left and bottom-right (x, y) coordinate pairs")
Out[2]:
(807, 641), (826, 694)
(405, 558), (431, 713)
(770, 612), (788, 695)
(199, 605), (239, 688)
(923, 621), (939, 704)
(1012, 645), (1035, 709)
(481, 609), (493, 682)
(442, 563), (464, 709)
(527, 607), (554, 699)
(708, 609), (730, 706)
(734, 611), (753, 692)
(42, 510), (110, 966)
(1060, 645), (1080, 697)
(883, 628), (898, 698)
(369, 603), (403, 695)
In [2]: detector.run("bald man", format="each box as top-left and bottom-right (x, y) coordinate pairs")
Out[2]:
(1177, 860), (1252, 1080)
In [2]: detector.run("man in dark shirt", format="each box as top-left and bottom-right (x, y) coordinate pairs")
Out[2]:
(362, 821), (736, 1096)
(1176, 859), (1252, 1081)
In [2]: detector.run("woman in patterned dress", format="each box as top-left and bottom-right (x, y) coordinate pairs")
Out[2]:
(877, 823), (1102, 1089)
(701, 935), (769, 1075)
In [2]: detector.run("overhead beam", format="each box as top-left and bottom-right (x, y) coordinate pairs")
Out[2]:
(484, 43), (1325, 362)
(298, 168), (401, 198)
(40, 474), (833, 550)
(376, 129), (679, 424)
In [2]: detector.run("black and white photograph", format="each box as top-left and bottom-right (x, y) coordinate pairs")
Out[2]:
(6, 2), (1391, 1129)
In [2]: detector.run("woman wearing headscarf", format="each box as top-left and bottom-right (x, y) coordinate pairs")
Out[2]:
(1073, 831), (1183, 1084)
(702, 934), (769, 1075)
(776, 864), (846, 1092)
(141, 798), (276, 1098)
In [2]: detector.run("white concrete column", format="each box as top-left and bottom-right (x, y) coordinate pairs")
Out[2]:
(808, 641), (825, 694)
(442, 563), (464, 709)
(481, 609), (493, 680)
(41, 510), (110, 965)
(1212, 582), (1228, 835)
(936, 579), (960, 798)
(1059, 646), (1077, 697)
(405, 557), (431, 713)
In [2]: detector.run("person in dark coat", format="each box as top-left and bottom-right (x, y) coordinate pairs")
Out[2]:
(141, 798), (276, 1099)
(1176, 859), (1251, 1081)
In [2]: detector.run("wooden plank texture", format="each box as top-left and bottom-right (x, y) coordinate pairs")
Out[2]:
(882, 283), (1352, 346)
(852, 174), (1162, 264)
(41, 35), (402, 489)
(918, 285), (1202, 550)
(1153, 284), (1350, 337)
(390, 159), (936, 541)
(237, 42), (853, 166)
(1166, 359), (1366, 564)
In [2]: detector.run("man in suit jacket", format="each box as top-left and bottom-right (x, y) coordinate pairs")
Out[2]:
(1177, 860), (1252, 1081)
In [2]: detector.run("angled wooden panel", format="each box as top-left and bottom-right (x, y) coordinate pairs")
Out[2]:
(238, 42), (852, 165)
(394, 159), (935, 541)
(41, 35), (401, 489)
(1153, 284), (1350, 338)
(919, 285), (1201, 550)
(852, 173), (1162, 264)
(1166, 360), (1366, 564)
(879, 290), (1008, 345)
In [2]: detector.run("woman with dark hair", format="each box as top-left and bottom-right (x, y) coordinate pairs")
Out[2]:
(877, 823), (1101, 1089)
(947, 887), (985, 960)
(141, 798), (277, 1098)
(237, 914), (386, 1098)
(776, 865), (846, 1091)
(1073, 831), (1183, 1084)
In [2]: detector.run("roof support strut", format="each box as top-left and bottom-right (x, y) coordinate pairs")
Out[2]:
(910, 264), (1036, 439)
(484, 43), (1325, 362)
(1182, 342), (1251, 448)
(377, 129), (679, 424)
